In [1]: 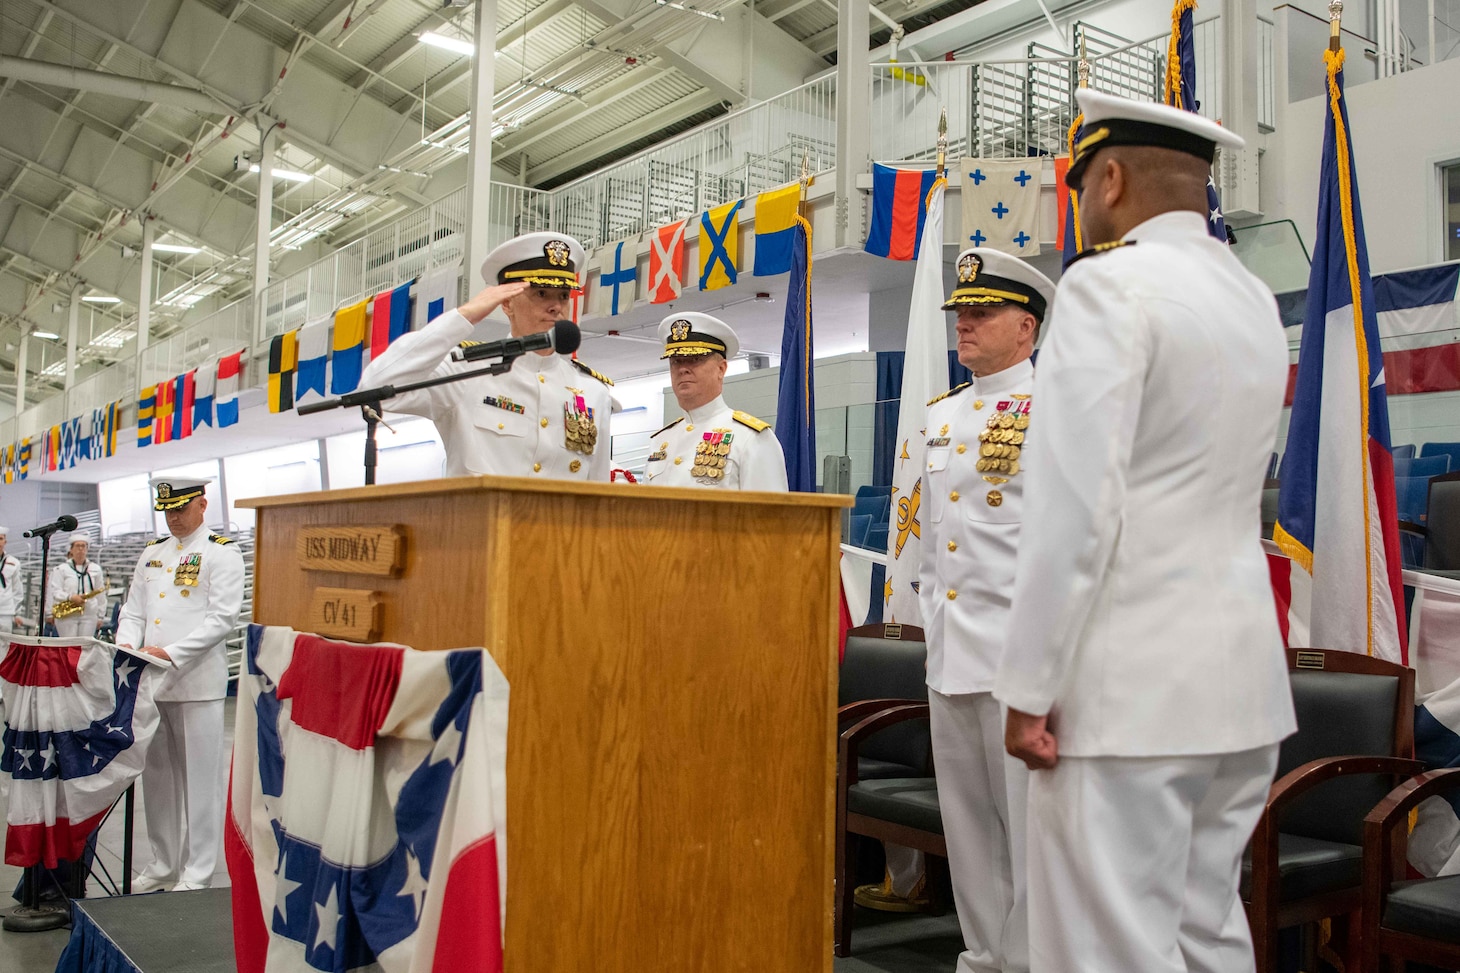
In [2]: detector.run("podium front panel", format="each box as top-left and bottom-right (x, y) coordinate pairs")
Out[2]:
(244, 478), (845, 972)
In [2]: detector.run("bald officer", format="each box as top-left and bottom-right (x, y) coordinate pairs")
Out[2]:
(643, 313), (787, 491)
(919, 249), (1054, 973)
(996, 90), (1295, 973)
(360, 232), (615, 480)
(117, 478), (244, 892)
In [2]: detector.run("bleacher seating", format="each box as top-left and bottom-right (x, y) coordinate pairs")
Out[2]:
(850, 485), (893, 551)
(1395, 455), (1451, 479)
(1420, 441), (1460, 471)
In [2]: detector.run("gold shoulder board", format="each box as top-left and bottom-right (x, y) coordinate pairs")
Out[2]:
(732, 411), (771, 432)
(927, 382), (971, 407)
(209, 534), (234, 545)
(146, 536), (170, 547)
(457, 339), (482, 349)
(651, 417), (685, 438)
(571, 359), (615, 386)
(1065, 239), (1137, 268)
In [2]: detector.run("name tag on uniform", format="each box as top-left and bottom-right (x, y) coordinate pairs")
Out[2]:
(647, 449), (667, 462)
(926, 437), (951, 448)
(147, 560), (163, 568)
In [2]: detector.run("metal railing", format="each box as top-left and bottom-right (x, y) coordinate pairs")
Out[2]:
(871, 18), (1236, 163)
(550, 75), (837, 250)
(139, 299), (251, 389)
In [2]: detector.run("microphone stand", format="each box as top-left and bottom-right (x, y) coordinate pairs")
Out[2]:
(297, 354), (524, 486)
(4, 529), (68, 932)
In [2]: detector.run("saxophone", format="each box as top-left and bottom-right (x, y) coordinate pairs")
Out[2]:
(53, 588), (104, 619)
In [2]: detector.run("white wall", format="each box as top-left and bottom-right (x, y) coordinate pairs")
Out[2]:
(1266, 37), (1460, 274)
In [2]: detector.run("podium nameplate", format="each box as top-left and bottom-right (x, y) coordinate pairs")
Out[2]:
(296, 525), (405, 576)
(307, 587), (382, 642)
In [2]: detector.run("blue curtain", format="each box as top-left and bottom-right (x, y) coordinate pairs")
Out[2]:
(872, 351), (973, 487)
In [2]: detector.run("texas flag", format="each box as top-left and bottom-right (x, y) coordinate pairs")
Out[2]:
(1273, 43), (1406, 664)
(0, 636), (165, 868)
(227, 626), (508, 973)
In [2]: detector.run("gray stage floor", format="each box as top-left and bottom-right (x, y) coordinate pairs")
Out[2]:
(0, 694), (961, 972)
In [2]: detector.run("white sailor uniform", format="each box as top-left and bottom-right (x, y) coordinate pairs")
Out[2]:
(920, 360), (1035, 973)
(994, 211), (1296, 973)
(359, 309), (615, 480)
(643, 396), (787, 491)
(47, 559), (106, 637)
(116, 526), (245, 889)
(0, 552), (21, 633)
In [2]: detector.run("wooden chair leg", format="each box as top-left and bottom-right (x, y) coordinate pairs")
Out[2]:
(1248, 908), (1276, 973)
(833, 831), (858, 958)
(1340, 909), (1362, 973)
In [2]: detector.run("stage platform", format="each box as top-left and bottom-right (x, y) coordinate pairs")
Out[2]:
(54, 889), (235, 973)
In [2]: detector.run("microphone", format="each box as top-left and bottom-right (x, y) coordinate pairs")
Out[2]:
(25, 514), (78, 539)
(451, 319), (581, 363)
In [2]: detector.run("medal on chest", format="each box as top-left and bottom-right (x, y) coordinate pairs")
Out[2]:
(175, 553), (202, 587)
(975, 399), (1032, 502)
(692, 430), (733, 481)
(563, 390), (598, 455)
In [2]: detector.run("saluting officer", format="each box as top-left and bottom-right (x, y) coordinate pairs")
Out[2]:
(360, 232), (616, 480)
(919, 248), (1054, 973)
(117, 478), (245, 892)
(643, 313), (787, 491)
(996, 90), (1295, 973)
(47, 535), (106, 637)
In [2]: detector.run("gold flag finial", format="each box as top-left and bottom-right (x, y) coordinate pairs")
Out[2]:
(936, 107), (948, 178)
(1328, 0), (1343, 48)
(799, 147), (811, 195)
(1077, 33), (1090, 88)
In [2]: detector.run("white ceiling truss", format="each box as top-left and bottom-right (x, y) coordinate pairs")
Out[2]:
(0, 0), (956, 402)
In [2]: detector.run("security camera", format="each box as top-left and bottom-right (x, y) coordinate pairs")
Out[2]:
(232, 152), (256, 172)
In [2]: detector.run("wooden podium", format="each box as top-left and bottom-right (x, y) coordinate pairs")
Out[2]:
(240, 477), (850, 972)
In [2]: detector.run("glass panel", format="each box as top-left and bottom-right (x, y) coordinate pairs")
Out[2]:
(1231, 221), (1313, 294)
(1446, 163), (1460, 261)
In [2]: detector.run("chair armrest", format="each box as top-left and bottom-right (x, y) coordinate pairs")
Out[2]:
(1248, 756), (1424, 912)
(1361, 769), (1460, 935)
(1398, 520), (1427, 537)
(838, 703), (930, 789)
(838, 697), (925, 726)
(1266, 756), (1426, 819)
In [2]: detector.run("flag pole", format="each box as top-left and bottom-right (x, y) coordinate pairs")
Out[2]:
(798, 148), (812, 220)
(1329, 0), (1344, 49)
(935, 107), (948, 180)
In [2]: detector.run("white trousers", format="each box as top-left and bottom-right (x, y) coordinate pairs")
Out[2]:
(1025, 745), (1280, 973)
(53, 616), (96, 638)
(930, 689), (1029, 973)
(140, 699), (226, 887)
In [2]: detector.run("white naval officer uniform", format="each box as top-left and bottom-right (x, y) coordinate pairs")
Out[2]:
(993, 207), (1296, 970)
(920, 362), (1034, 973)
(47, 556), (106, 637)
(0, 539), (20, 634)
(116, 524), (244, 889)
(359, 312), (615, 480)
(360, 230), (614, 481)
(644, 396), (787, 491)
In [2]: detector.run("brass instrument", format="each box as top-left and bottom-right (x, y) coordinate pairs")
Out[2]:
(53, 587), (104, 619)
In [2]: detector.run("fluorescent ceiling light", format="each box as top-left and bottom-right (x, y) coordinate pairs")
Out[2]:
(32, 330), (60, 340)
(653, 0), (725, 20)
(249, 164), (312, 183)
(419, 32), (475, 56)
(81, 295), (121, 304)
(151, 242), (202, 254)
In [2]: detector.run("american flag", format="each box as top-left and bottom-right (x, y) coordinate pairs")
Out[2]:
(227, 625), (508, 973)
(0, 636), (165, 867)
